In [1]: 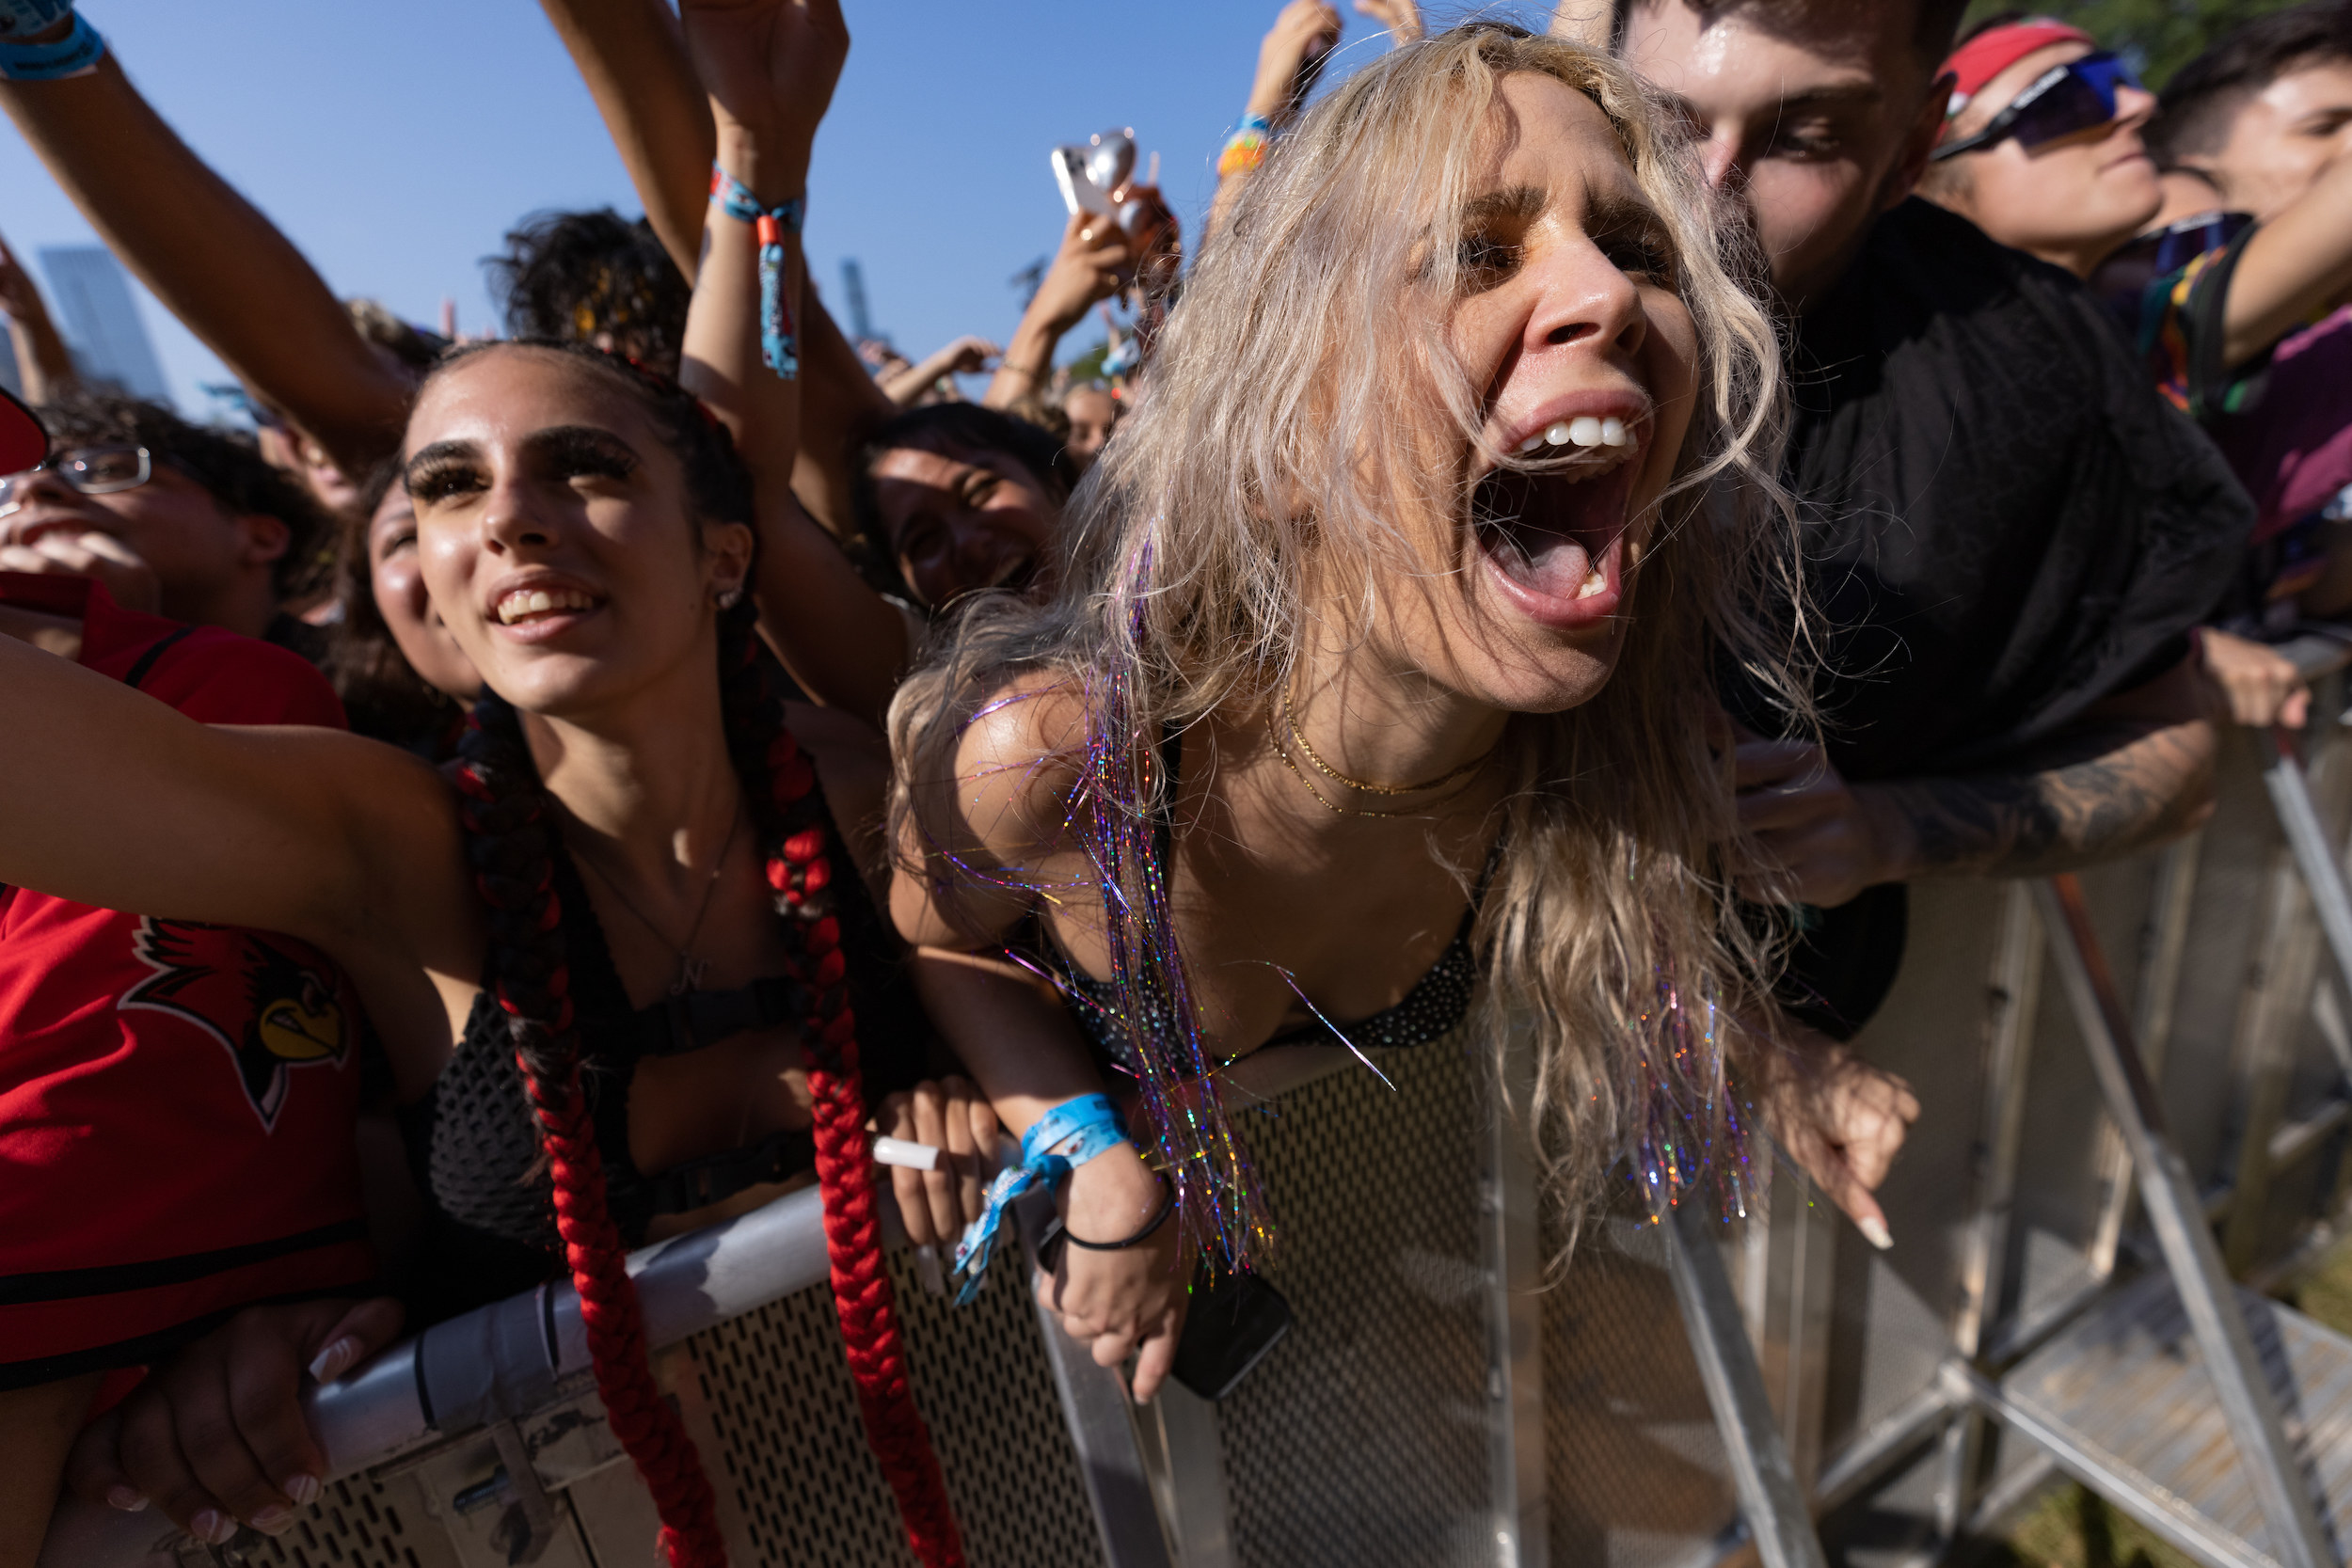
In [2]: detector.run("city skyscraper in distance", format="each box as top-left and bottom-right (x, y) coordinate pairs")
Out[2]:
(40, 245), (171, 405)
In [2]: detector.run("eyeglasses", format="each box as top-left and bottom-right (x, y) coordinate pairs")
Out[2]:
(1933, 51), (2143, 162)
(0, 445), (153, 514)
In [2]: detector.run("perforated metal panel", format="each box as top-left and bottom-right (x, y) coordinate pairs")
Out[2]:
(246, 1475), (437, 1568)
(1212, 1034), (1492, 1567)
(685, 1249), (1105, 1568)
(1541, 1224), (1738, 1567)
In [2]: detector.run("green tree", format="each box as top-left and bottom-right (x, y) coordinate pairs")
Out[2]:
(1957, 0), (2315, 87)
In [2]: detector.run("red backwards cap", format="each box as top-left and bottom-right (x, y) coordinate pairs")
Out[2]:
(0, 385), (44, 477)
(1941, 17), (2097, 119)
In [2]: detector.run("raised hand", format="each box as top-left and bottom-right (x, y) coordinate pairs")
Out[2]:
(1246, 0), (1343, 127)
(677, 0), (847, 171)
(1032, 211), (1135, 333)
(1354, 0), (1422, 44)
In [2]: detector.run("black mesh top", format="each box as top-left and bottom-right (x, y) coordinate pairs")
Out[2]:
(399, 804), (926, 1323)
(1038, 729), (1491, 1076)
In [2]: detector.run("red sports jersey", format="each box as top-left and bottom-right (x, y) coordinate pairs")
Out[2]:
(0, 575), (374, 1388)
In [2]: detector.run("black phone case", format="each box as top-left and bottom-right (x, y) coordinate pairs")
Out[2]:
(1170, 1268), (1292, 1402)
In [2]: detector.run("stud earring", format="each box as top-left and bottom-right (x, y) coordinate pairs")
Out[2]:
(717, 585), (743, 610)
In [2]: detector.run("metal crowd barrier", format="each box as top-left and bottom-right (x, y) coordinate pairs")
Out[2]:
(43, 629), (2352, 1568)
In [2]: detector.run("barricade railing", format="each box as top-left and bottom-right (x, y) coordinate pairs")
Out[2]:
(44, 628), (2352, 1567)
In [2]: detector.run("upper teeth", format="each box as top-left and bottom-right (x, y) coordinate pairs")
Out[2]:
(1523, 416), (1632, 453)
(497, 587), (596, 624)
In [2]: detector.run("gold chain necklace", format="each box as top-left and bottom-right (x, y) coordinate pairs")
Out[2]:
(1279, 685), (1498, 798)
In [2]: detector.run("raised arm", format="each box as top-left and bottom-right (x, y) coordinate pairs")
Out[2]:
(884, 335), (998, 407)
(2217, 150), (2352, 370)
(0, 25), (409, 477)
(541, 0), (889, 538)
(1204, 1), (1343, 243)
(982, 214), (1130, 418)
(672, 0), (911, 720)
(0, 230), (74, 404)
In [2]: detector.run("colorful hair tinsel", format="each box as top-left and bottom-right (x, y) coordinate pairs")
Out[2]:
(1626, 971), (1758, 1226)
(1059, 546), (1270, 1272)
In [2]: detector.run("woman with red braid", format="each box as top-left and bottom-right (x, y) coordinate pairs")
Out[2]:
(0, 5), (981, 1563)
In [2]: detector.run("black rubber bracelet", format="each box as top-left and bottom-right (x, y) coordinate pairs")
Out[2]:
(1062, 1175), (1174, 1252)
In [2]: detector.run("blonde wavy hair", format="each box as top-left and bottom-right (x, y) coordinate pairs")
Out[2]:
(892, 23), (1809, 1244)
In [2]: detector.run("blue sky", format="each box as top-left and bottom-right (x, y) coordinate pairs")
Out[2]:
(0, 0), (1550, 417)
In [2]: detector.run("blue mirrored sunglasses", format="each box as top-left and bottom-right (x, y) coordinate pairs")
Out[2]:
(1933, 51), (2143, 162)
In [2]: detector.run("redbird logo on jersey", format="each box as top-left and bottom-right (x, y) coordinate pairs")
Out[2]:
(119, 917), (356, 1130)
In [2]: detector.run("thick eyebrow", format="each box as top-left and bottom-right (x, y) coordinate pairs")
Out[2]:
(1777, 80), (1884, 113)
(402, 438), (478, 486)
(1461, 183), (1547, 228)
(520, 424), (643, 469)
(403, 425), (642, 486)
(1582, 186), (1675, 250)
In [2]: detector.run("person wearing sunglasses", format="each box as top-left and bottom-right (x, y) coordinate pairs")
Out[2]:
(0, 390), (331, 654)
(1924, 14), (2352, 731)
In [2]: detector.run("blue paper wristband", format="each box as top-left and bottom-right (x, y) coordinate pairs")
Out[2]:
(952, 1093), (1127, 1302)
(0, 9), (99, 80)
(0, 0), (72, 40)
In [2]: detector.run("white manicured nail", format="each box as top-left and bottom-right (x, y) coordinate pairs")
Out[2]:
(1858, 1215), (1893, 1251)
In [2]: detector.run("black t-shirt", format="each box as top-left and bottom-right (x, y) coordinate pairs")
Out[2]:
(1756, 199), (2253, 1037)
(1775, 198), (2250, 782)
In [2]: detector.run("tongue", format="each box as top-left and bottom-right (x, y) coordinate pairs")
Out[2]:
(1474, 469), (1599, 595)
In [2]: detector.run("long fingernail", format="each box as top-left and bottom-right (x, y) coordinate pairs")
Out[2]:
(308, 1336), (359, 1384)
(250, 1505), (294, 1536)
(914, 1244), (946, 1298)
(192, 1510), (237, 1545)
(105, 1485), (148, 1513)
(284, 1473), (322, 1506)
(1858, 1215), (1894, 1251)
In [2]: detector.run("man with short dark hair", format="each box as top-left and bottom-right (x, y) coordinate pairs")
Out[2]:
(0, 390), (331, 653)
(2150, 4), (2352, 221)
(1570, 0), (2250, 1054)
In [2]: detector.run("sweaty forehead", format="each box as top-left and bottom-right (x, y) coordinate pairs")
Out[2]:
(1623, 0), (1907, 107)
(1483, 73), (1642, 195)
(404, 346), (655, 460)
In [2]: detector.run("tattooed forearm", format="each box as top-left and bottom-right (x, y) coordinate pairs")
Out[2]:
(1862, 714), (2218, 881)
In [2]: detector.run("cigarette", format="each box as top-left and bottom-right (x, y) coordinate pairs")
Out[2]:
(872, 1136), (941, 1171)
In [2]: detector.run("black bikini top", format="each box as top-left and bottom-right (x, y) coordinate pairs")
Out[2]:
(1039, 727), (1493, 1076)
(399, 801), (925, 1319)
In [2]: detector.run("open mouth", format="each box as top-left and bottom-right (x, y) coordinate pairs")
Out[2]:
(1470, 434), (1641, 631)
(491, 582), (605, 638)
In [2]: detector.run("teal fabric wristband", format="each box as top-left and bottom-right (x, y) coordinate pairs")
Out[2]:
(0, 10), (100, 80)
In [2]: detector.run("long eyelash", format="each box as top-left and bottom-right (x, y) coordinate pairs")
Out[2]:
(405, 462), (482, 503)
(541, 430), (641, 483)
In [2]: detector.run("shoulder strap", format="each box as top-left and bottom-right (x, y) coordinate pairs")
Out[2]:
(2185, 219), (2263, 423)
(120, 626), (197, 692)
(638, 1125), (818, 1216)
(582, 975), (815, 1061)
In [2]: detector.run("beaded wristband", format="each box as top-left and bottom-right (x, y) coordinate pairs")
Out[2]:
(709, 164), (806, 379)
(0, 9), (99, 80)
(1217, 127), (1269, 178)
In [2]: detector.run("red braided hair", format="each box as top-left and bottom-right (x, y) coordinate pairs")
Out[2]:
(730, 637), (965, 1566)
(454, 701), (726, 1568)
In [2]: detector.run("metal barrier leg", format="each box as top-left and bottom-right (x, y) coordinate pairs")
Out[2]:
(2033, 875), (2336, 1568)
(1661, 1196), (1830, 1568)
(1018, 1188), (1178, 1568)
(1931, 881), (2044, 1547)
(2263, 732), (2352, 1087)
(1486, 1022), (1549, 1568)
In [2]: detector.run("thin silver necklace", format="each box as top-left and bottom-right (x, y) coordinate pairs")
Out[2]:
(569, 795), (748, 995)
